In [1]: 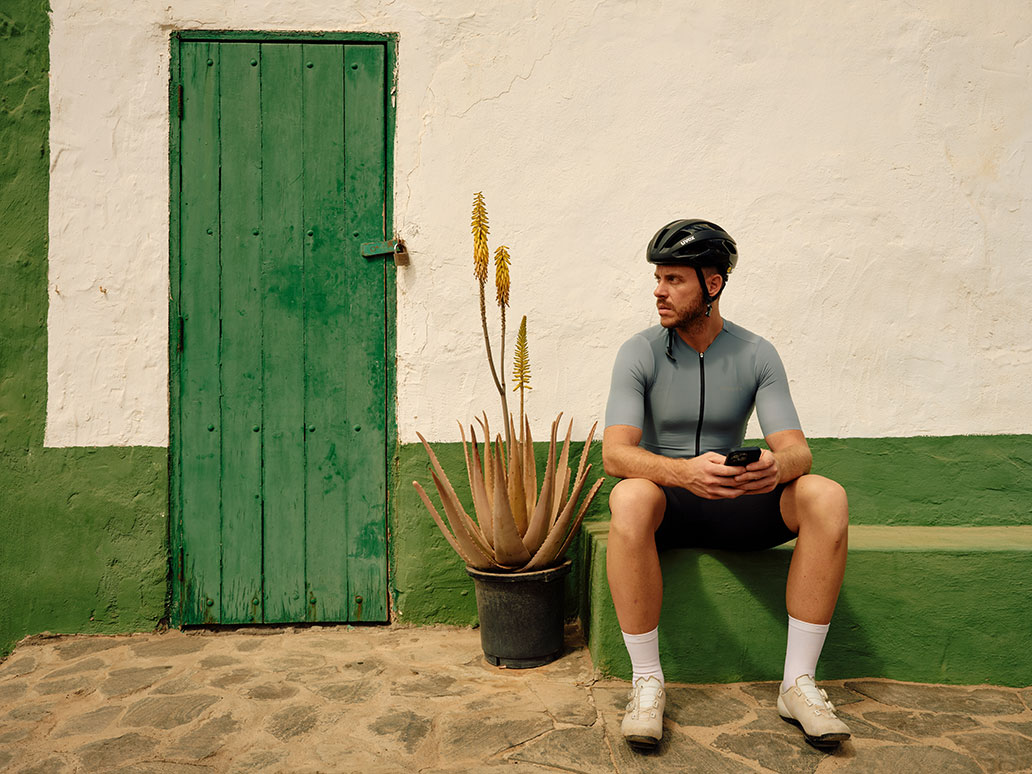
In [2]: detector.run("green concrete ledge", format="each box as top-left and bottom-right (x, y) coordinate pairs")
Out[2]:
(583, 522), (1032, 687)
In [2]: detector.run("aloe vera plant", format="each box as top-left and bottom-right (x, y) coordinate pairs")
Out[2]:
(413, 193), (603, 572)
(414, 414), (603, 571)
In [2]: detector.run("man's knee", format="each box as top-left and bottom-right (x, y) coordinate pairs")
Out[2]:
(608, 478), (666, 540)
(787, 475), (849, 538)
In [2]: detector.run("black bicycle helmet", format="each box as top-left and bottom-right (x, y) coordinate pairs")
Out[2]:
(647, 219), (738, 318)
(646, 219), (738, 273)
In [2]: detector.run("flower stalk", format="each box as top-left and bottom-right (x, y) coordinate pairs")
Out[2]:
(472, 193), (511, 449)
(412, 193), (603, 572)
(512, 315), (531, 438)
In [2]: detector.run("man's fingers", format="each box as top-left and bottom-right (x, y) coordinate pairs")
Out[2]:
(703, 485), (744, 499)
(733, 469), (771, 483)
(713, 462), (745, 477)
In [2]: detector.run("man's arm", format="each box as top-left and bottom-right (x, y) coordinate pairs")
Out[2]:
(732, 428), (812, 493)
(603, 424), (749, 499)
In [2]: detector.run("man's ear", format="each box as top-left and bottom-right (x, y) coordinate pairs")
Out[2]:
(707, 271), (725, 298)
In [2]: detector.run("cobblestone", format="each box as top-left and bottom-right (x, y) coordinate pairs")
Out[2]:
(0, 626), (1028, 772)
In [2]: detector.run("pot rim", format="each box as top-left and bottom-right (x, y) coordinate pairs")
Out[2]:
(465, 558), (572, 583)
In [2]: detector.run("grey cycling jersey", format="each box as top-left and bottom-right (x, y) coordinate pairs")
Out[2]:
(605, 320), (801, 459)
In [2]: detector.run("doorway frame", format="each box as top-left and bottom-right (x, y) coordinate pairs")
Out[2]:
(166, 29), (399, 627)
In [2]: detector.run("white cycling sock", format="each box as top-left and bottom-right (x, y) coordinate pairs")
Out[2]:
(781, 615), (830, 693)
(622, 627), (664, 685)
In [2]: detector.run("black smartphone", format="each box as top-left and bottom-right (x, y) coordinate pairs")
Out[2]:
(724, 446), (761, 467)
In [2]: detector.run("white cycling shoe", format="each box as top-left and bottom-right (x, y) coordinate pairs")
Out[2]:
(777, 675), (852, 746)
(621, 676), (665, 750)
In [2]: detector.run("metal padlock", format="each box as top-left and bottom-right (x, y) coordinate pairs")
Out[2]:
(360, 238), (410, 266)
(392, 239), (410, 266)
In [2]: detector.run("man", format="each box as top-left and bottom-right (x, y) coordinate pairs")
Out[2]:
(603, 219), (851, 750)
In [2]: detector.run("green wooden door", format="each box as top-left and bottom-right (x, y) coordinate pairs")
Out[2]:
(171, 38), (392, 625)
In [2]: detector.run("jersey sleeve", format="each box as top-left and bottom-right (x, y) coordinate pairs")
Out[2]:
(753, 339), (802, 437)
(604, 335), (654, 430)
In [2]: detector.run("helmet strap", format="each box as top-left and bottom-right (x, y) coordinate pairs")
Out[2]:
(695, 267), (715, 317)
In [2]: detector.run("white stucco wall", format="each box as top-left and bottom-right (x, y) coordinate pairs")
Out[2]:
(46, 1), (1032, 447)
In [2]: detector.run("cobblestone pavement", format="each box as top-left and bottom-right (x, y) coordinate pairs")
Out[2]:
(1, 625), (1030, 773)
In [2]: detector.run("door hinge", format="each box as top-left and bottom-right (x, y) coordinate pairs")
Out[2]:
(360, 238), (409, 266)
(177, 84), (183, 120)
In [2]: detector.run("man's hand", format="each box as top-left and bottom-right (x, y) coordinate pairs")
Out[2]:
(603, 425), (806, 499)
(677, 452), (751, 499)
(729, 448), (780, 494)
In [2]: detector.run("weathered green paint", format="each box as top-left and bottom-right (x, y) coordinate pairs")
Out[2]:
(177, 30), (396, 44)
(809, 436), (1032, 527)
(261, 42), (306, 624)
(171, 38), (393, 626)
(340, 42), (391, 621)
(584, 522), (1032, 686)
(391, 435), (1031, 628)
(0, 0), (167, 658)
(221, 42), (265, 625)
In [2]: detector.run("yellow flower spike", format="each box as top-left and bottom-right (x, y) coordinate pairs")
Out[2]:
(494, 245), (511, 308)
(472, 192), (489, 284)
(512, 315), (531, 392)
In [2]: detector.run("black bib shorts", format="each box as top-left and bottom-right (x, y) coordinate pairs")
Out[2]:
(655, 484), (797, 552)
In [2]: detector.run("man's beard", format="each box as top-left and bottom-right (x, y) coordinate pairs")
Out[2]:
(659, 297), (708, 333)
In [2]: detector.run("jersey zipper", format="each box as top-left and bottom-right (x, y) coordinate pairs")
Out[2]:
(696, 351), (705, 457)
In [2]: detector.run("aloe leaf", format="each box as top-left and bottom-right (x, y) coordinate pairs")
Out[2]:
(412, 481), (475, 564)
(507, 414), (528, 536)
(522, 414), (559, 556)
(429, 468), (496, 562)
(490, 437), (532, 568)
(459, 422), (489, 542)
(526, 475), (605, 572)
(476, 413), (494, 510)
(551, 418), (573, 524)
(523, 456), (592, 571)
(523, 416), (537, 516)
(468, 425), (494, 549)
(416, 432), (492, 556)
(573, 421), (598, 490)
(413, 481), (497, 570)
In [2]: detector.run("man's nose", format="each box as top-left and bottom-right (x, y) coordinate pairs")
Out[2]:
(654, 283), (665, 298)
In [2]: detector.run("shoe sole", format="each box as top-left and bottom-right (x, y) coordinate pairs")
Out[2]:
(778, 714), (850, 747)
(625, 734), (661, 751)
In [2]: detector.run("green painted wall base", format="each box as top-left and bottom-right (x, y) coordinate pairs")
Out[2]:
(0, 0), (169, 659)
(584, 522), (1032, 687)
(391, 434), (1032, 632)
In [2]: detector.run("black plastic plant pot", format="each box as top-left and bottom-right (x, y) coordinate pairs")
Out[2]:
(465, 559), (573, 669)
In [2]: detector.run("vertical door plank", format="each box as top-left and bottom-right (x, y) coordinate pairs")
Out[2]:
(218, 43), (264, 624)
(260, 43), (307, 623)
(302, 43), (351, 622)
(178, 41), (223, 625)
(170, 41), (183, 624)
(342, 43), (389, 622)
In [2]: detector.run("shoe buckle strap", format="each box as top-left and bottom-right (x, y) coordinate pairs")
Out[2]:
(800, 687), (835, 712)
